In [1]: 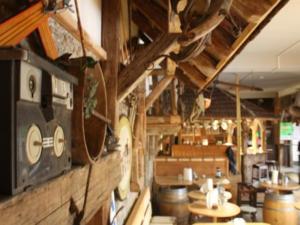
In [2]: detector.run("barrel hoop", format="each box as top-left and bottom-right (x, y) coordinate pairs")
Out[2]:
(159, 200), (189, 204)
(264, 206), (295, 212)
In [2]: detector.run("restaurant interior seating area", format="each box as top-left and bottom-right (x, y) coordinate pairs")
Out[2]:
(0, 0), (300, 225)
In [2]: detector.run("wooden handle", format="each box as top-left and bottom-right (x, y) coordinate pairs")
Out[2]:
(92, 110), (111, 124)
(33, 141), (42, 146)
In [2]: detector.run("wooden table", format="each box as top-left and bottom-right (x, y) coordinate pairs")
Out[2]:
(193, 177), (231, 190)
(188, 190), (232, 201)
(261, 182), (300, 192)
(188, 201), (240, 223)
(294, 202), (300, 210)
(155, 176), (193, 186)
(261, 183), (299, 225)
(193, 223), (270, 225)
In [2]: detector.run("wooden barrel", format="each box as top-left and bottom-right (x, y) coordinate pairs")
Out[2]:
(67, 59), (107, 164)
(263, 192), (297, 225)
(158, 186), (189, 225)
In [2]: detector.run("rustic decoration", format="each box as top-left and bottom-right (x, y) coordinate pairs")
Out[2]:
(116, 116), (133, 200)
(67, 60), (108, 164)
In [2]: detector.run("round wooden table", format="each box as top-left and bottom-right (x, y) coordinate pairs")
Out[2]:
(188, 201), (240, 222)
(261, 182), (300, 192)
(188, 190), (232, 201)
(294, 202), (300, 210)
(261, 182), (300, 225)
(193, 178), (231, 190)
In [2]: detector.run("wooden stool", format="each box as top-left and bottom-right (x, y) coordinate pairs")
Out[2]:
(240, 205), (257, 222)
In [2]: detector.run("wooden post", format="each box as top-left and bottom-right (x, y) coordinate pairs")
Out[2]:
(236, 75), (242, 173)
(274, 93), (281, 161)
(102, 0), (120, 129)
(131, 82), (146, 191)
(170, 79), (178, 115)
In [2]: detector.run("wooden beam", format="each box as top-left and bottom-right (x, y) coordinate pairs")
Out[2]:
(236, 75), (242, 173)
(200, 0), (287, 91)
(38, 19), (58, 60)
(53, 11), (107, 60)
(175, 69), (199, 89)
(118, 34), (179, 102)
(0, 152), (121, 225)
(190, 52), (218, 77)
(0, 2), (48, 46)
(149, 68), (165, 76)
(170, 79), (178, 115)
(179, 0), (233, 47)
(177, 62), (207, 88)
(131, 83), (146, 192)
(147, 123), (181, 135)
(215, 80), (263, 91)
(132, 10), (160, 40)
(102, 0), (120, 128)
(145, 76), (174, 110)
(133, 0), (168, 32)
(147, 115), (181, 124)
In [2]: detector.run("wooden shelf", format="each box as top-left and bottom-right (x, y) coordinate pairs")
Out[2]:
(0, 151), (121, 225)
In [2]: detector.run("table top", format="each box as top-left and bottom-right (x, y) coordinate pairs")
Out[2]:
(188, 190), (232, 201)
(193, 177), (231, 189)
(193, 223), (270, 225)
(261, 182), (300, 191)
(188, 201), (240, 218)
(294, 202), (300, 210)
(155, 176), (193, 186)
(154, 176), (231, 188)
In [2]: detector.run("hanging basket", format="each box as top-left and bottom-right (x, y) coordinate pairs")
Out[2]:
(67, 58), (107, 164)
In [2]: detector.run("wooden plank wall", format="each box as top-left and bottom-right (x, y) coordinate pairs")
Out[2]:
(0, 152), (121, 225)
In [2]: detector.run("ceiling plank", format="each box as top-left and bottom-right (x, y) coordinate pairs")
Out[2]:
(38, 19), (58, 60)
(178, 62), (208, 81)
(199, 0), (288, 91)
(102, 0), (120, 128)
(54, 11), (107, 60)
(145, 75), (174, 110)
(117, 33), (179, 102)
(175, 67), (206, 88)
(133, 0), (168, 32)
(0, 2), (48, 46)
(190, 52), (218, 77)
(179, 0), (233, 47)
(132, 10), (160, 40)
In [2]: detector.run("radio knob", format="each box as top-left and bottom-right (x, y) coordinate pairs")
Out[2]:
(54, 126), (65, 157)
(26, 124), (42, 165)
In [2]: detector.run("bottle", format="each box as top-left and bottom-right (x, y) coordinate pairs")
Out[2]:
(216, 167), (222, 178)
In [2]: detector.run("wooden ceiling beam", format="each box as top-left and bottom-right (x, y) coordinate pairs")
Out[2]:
(179, 0), (233, 47)
(0, 2), (48, 46)
(190, 52), (218, 77)
(199, 0), (288, 91)
(175, 67), (205, 89)
(132, 10), (160, 40)
(54, 11), (107, 60)
(133, 0), (168, 32)
(117, 33), (179, 102)
(232, 0), (277, 23)
(178, 62), (207, 81)
(38, 20), (58, 60)
(205, 29), (232, 61)
(145, 75), (174, 110)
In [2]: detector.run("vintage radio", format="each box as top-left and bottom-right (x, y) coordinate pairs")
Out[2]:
(0, 48), (77, 195)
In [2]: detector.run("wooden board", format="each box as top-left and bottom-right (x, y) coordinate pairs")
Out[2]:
(125, 188), (151, 225)
(0, 2), (48, 46)
(154, 157), (228, 177)
(171, 145), (228, 158)
(0, 151), (121, 225)
(53, 11), (107, 60)
(116, 116), (133, 200)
